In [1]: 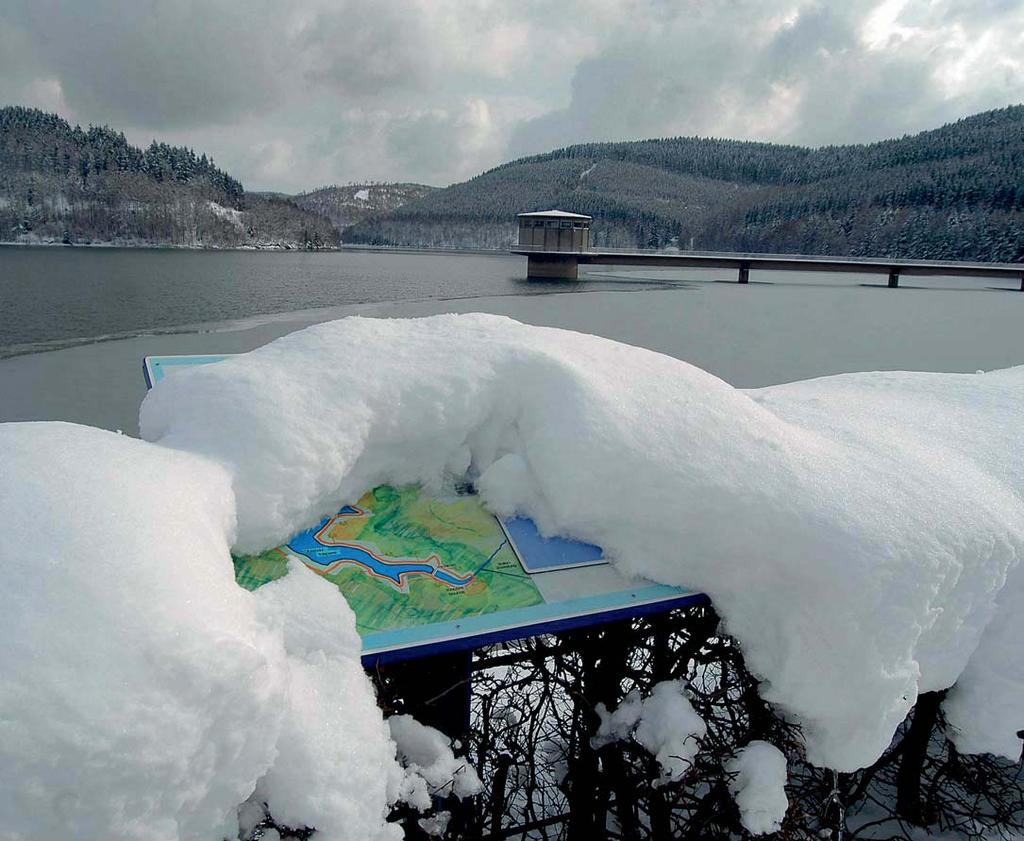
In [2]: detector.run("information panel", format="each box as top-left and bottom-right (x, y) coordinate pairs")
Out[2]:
(144, 354), (705, 663)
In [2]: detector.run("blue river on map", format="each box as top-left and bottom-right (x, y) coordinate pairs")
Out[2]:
(287, 511), (471, 588)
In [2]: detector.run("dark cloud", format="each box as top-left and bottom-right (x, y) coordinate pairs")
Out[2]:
(3, 0), (290, 129)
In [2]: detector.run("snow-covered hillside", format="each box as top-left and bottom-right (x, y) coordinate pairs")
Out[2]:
(290, 183), (437, 233)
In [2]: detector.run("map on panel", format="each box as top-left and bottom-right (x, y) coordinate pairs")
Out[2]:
(233, 484), (544, 635)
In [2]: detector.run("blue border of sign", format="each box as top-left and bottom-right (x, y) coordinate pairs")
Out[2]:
(144, 354), (233, 389)
(362, 590), (710, 666)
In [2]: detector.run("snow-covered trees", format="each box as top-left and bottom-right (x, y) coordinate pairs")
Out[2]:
(0, 107), (337, 248)
(345, 105), (1024, 261)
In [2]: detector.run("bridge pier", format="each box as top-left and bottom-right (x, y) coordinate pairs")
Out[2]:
(527, 254), (579, 280)
(738, 262), (750, 284)
(888, 269), (900, 288)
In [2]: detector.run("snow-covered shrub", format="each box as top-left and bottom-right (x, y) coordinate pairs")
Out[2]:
(388, 714), (483, 810)
(594, 681), (707, 782)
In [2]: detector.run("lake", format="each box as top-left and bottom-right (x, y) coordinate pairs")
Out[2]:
(2, 245), (1023, 435)
(0, 245), (637, 359)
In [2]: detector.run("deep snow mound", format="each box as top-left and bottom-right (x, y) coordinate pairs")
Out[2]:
(753, 365), (1024, 760)
(141, 314), (1024, 771)
(0, 423), (280, 838)
(0, 423), (399, 840)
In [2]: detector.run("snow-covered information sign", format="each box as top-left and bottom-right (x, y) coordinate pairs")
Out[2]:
(144, 355), (706, 663)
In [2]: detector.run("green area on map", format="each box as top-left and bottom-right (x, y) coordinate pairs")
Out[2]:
(232, 484), (544, 635)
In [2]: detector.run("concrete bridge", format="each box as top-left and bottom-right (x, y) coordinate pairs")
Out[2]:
(510, 246), (1024, 289)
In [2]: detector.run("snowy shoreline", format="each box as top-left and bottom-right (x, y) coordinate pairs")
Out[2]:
(0, 237), (340, 251)
(0, 239), (510, 256)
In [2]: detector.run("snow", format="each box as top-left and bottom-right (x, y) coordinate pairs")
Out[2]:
(417, 810), (451, 837)
(0, 422), (401, 840)
(516, 209), (591, 219)
(727, 741), (789, 835)
(354, 188), (370, 202)
(633, 683), (707, 782)
(594, 691), (645, 744)
(206, 200), (246, 230)
(944, 580), (1023, 759)
(753, 365), (1024, 762)
(139, 313), (1024, 771)
(933, 365), (1024, 760)
(250, 562), (401, 840)
(237, 795), (267, 838)
(0, 423), (275, 839)
(388, 714), (483, 811)
(3, 311), (1022, 838)
(536, 737), (569, 785)
(594, 681), (706, 782)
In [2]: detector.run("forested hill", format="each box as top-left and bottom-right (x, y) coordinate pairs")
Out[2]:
(290, 183), (436, 231)
(345, 105), (1024, 262)
(0, 107), (337, 248)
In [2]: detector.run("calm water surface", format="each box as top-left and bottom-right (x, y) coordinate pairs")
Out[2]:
(0, 246), (636, 358)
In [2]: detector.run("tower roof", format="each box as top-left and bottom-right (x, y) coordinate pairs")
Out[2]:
(516, 210), (592, 221)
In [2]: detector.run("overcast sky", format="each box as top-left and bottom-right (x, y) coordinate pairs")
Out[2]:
(2, 0), (1022, 192)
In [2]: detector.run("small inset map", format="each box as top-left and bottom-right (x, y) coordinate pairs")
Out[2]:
(233, 485), (544, 635)
(503, 516), (605, 572)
